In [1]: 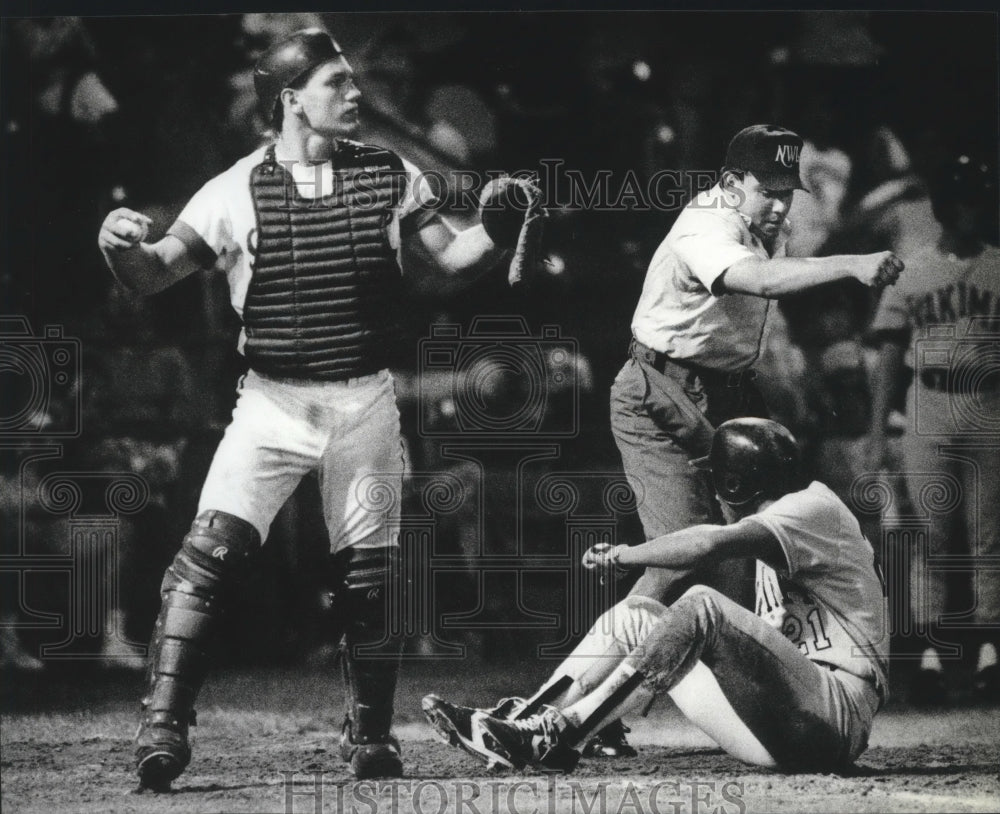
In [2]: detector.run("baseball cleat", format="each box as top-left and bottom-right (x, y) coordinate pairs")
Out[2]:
(421, 700), (515, 770)
(581, 719), (638, 758)
(473, 705), (580, 773)
(135, 720), (191, 791)
(339, 717), (403, 779)
(421, 694), (501, 767)
(421, 694), (532, 767)
(346, 740), (404, 780)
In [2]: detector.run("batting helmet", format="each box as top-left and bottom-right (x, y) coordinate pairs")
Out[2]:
(253, 28), (343, 123)
(690, 418), (802, 506)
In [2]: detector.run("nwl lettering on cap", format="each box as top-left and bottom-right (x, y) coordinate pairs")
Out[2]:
(775, 144), (801, 167)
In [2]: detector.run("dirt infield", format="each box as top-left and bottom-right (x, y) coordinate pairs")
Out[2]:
(2, 662), (998, 814)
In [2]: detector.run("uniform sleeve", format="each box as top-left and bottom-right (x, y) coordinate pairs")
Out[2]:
(670, 209), (758, 292)
(744, 487), (846, 578)
(166, 174), (238, 271)
(869, 282), (910, 335)
(397, 158), (441, 235)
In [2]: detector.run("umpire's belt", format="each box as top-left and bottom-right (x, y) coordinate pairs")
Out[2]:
(630, 338), (755, 389)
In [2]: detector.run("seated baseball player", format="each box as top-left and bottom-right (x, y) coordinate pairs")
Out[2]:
(423, 418), (888, 773)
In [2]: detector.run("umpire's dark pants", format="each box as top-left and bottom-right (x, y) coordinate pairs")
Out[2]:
(610, 340), (769, 606)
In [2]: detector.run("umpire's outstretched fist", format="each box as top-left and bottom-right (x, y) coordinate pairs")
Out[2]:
(853, 251), (904, 288)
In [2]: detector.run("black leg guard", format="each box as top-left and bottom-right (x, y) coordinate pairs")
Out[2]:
(330, 546), (403, 779)
(135, 511), (259, 790)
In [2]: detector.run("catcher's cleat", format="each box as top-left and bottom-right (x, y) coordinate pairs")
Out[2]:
(135, 716), (191, 791)
(581, 719), (638, 758)
(339, 716), (403, 779)
(472, 706), (580, 773)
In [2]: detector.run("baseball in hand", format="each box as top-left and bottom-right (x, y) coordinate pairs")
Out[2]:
(116, 218), (149, 243)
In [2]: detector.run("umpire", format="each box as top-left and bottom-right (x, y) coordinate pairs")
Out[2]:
(611, 124), (904, 608)
(98, 29), (516, 789)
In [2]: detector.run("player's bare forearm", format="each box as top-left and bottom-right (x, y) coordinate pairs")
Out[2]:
(588, 520), (785, 575)
(720, 252), (904, 297)
(416, 218), (504, 275)
(103, 243), (175, 295)
(617, 526), (725, 570)
(98, 209), (198, 295)
(442, 223), (505, 273)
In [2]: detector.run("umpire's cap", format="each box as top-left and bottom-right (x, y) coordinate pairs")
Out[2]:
(725, 124), (809, 192)
(691, 418), (803, 506)
(253, 28), (343, 122)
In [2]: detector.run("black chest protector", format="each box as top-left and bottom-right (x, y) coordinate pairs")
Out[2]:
(243, 141), (407, 380)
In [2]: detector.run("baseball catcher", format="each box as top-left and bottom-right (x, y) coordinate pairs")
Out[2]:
(97, 27), (542, 791)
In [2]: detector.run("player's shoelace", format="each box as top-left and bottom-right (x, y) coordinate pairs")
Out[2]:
(476, 706), (567, 768)
(491, 696), (529, 719)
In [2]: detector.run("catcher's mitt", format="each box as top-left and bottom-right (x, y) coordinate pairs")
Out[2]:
(478, 175), (547, 286)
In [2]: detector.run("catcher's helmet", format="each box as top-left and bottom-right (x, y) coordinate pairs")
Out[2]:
(690, 418), (802, 506)
(253, 28), (343, 122)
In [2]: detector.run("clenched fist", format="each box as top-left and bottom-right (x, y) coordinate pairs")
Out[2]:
(853, 251), (904, 289)
(582, 542), (630, 581)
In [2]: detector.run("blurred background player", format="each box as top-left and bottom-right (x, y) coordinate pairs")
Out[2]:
(96, 27), (533, 789)
(423, 418), (887, 773)
(868, 152), (1000, 705)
